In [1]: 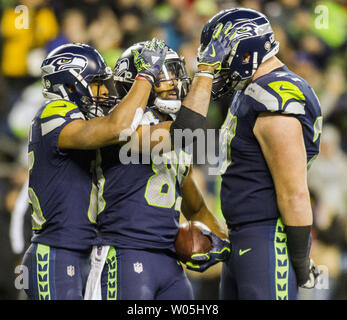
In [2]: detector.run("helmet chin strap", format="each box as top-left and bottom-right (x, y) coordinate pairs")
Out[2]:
(153, 97), (181, 114)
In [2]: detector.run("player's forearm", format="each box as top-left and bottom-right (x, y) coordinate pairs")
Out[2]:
(181, 173), (228, 239)
(277, 188), (313, 226)
(70, 80), (153, 149)
(190, 206), (228, 240)
(107, 80), (152, 139)
(182, 66), (214, 117)
(124, 122), (172, 153)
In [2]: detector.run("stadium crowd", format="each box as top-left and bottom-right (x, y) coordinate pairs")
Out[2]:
(1, 0), (347, 299)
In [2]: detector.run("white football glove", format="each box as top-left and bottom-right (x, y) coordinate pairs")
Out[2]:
(300, 259), (321, 289)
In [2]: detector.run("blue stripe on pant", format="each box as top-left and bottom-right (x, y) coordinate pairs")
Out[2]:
(220, 218), (298, 300)
(21, 243), (91, 300)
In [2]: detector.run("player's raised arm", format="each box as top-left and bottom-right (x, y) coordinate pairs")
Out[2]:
(39, 41), (167, 150)
(168, 22), (235, 145)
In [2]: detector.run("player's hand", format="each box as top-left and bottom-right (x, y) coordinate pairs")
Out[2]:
(300, 259), (321, 289)
(197, 22), (234, 71)
(132, 38), (168, 79)
(185, 229), (231, 273)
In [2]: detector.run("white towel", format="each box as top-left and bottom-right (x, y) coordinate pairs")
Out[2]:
(9, 180), (29, 254)
(84, 245), (109, 300)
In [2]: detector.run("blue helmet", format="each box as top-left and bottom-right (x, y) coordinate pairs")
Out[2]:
(200, 8), (279, 99)
(41, 43), (116, 119)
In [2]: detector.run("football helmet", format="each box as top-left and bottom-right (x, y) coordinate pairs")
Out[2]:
(114, 42), (191, 115)
(200, 8), (280, 99)
(41, 43), (116, 119)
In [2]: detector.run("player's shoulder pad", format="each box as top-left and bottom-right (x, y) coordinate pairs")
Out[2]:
(40, 99), (82, 119)
(244, 70), (306, 115)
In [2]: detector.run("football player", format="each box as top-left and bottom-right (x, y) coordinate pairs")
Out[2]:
(21, 39), (168, 300)
(85, 35), (234, 300)
(200, 8), (322, 300)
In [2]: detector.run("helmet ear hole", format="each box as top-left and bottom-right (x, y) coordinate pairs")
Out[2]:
(242, 52), (251, 63)
(66, 84), (75, 93)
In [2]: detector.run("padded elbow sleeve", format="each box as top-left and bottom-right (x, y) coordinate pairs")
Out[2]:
(170, 105), (206, 148)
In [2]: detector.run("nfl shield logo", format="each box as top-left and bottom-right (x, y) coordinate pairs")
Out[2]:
(67, 265), (75, 277)
(133, 262), (143, 274)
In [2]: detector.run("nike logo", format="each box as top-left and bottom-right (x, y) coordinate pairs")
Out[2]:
(151, 56), (160, 64)
(279, 85), (294, 91)
(209, 44), (216, 58)
(51, 104), (67, 108)
(239, 248), (252, 256)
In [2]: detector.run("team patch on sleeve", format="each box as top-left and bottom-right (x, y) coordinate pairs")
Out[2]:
(245, 80), (306, 115)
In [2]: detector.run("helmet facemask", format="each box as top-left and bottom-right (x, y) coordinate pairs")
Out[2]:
(80, 69), (117, 119)
(152, 58), (190, 115)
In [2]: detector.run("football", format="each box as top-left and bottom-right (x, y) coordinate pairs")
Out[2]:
(174, 221), (213, 263)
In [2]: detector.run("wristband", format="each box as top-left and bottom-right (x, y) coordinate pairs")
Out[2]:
(135, 73), (154, 85)
(195, 70), (214, 79)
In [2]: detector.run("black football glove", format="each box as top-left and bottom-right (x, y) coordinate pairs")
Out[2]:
(131, 38), (168, 79)
(186, 229), (231, 273)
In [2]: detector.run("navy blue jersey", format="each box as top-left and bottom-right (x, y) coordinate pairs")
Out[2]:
(219, 65), (322, 227)
(28, 99), (98, 251)
(97, 109), (191, 251)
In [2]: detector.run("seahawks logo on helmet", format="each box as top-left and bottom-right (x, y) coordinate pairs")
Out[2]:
(114, 58), (132, 82)
(48, 53), (88, 73)
(234, 22), (258, 39)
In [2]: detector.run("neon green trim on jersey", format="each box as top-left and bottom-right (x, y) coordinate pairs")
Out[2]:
(28, 151), (34, 172)
(219, 110), (237, 175)
(95, 149), (106, 217)
(313, 116), (323, 143)
(268, 81), (305, 110)
(106, 246), (118, 300)
(40, 100), (78, 119)
(36, 244), (51, 300)
(29, 187), (46, 230)
(274, 218), (289, 300)
(174, 196), (182, 212)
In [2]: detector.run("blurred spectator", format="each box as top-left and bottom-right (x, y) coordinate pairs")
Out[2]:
(311, 0), (347, 51)
(0, 0), (59, 142)
(327, 91), (347, 154)
(88, 6), (123, 67)
(46, 8), (88, 52)
(1, 0), (58, 79)
(307, 125), (347, 299)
